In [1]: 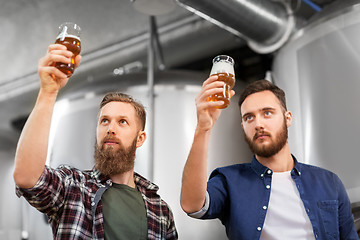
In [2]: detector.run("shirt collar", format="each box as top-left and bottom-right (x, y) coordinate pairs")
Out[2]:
(91, 168), (159, 191)
(292, 155), (302, 176)
(91, 168), (110, 184)
(134, 172), (159, 192)
(251, 154), (302, 177)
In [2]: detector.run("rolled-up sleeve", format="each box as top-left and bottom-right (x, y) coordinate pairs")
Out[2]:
(188, 191), (210, 219)
(16, 165), (69, 217)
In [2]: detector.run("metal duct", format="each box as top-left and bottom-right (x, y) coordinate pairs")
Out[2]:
(0, 16), (242, 103)
(176, 0), (295, 53)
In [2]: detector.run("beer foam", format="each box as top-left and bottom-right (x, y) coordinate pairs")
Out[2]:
(56, 34), (81, 41)
(210, 61), (234, 75)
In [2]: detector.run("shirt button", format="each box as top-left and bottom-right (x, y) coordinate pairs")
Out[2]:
(306, 208), (310, 213)
(263, 206), (267, 210)
(91, 202), (95, 206)
(267, 170), (272, 174)
(260, 174), (264, 178)
(266, 185), (270, 189)
(257, 227), (261, 231)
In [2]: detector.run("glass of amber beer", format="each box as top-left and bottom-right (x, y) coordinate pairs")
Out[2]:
(54, 22), (81, 77)
(208, 55), (235, 109)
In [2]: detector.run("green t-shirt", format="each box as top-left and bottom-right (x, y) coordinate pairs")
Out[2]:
(102, 183), (147, 240)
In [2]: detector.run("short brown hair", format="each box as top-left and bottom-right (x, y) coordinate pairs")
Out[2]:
(238, 80), (287, 114)
(99, 92), (146, 130)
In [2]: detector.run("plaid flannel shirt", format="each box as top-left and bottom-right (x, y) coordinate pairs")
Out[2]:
(16, 165), (178, 240)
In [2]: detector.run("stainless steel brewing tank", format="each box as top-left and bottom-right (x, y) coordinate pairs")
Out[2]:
(48, 70), (252, 239)
(0, 130), (25, 239)
(272, 0), (360, 204)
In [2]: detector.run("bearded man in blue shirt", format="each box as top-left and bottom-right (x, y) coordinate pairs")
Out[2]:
(180, 77), (358, 239)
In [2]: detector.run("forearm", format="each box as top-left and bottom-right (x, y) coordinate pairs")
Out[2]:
(181, 75), (226, 213)
(180, 128), (211, 213)
(14, 89), (58, 188)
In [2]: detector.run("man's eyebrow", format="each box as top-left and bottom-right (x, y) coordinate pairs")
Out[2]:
(261, 107), (276, 111)
(98, 114), (109, 119)
(241, 107), (277, 118)
(99, 114), (129, 118)
(98, 114), (130, 122)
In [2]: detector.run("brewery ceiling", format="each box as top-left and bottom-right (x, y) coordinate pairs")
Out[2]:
(0, 0), (337, 144)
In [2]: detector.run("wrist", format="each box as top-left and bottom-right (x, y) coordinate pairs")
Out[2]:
(37, 88), (59, 104)
(194, 126), (212, 137)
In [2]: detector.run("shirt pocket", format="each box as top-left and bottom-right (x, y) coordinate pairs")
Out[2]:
(317, 200), (339, 239)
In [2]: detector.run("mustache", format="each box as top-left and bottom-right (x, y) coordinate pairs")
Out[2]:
(100, 136), (122, 146)
(253, 130), (271, 141)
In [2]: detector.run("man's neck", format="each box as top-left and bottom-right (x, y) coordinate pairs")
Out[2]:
(110, 170), (136, 188)
(255, 144), (294, 172)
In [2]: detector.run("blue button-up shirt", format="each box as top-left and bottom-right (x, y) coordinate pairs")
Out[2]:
(195, 156), (357, 240)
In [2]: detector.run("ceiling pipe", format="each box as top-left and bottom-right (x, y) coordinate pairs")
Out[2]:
(0, 16), (243, 102)
(147, 16), (156, 182)
(176, 0), (295, 54)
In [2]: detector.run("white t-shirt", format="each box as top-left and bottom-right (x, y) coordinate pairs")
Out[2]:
(260, 171), (315, 240)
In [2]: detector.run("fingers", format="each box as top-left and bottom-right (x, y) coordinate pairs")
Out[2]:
(45, 44), (82, 69)
(40, 44), (72, 67)
(38, 44), (82, 79)
(202, 75), (219, 86)
(48, 43), (67, 52)
(198, 77), (226, 103)
(196, 76), (236, 110)
(38, 65), (68, 80)
(74, 55), (81, 68)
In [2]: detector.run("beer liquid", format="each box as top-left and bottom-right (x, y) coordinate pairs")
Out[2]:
(208, 72), (235, 109)
(54, 35), (81, 77)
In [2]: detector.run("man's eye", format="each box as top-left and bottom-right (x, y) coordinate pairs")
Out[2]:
(245, 115), (253, 121)
(119, 119), (127, 125)
(101, 119), (108, 124)
(265, 111), (272, 116)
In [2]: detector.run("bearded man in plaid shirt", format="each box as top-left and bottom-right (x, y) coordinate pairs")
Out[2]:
(14, 43), (178, 239)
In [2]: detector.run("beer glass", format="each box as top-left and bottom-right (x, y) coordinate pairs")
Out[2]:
(208, 55), (235, 109)
(54, 22), (81, 77)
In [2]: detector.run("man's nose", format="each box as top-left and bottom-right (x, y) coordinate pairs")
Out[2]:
(254, 116), (264, 130)
(107, 122), (116, 135)
(107, 130), (115, 135)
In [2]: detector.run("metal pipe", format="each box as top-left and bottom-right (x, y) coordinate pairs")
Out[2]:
(147, 16), (156, 181)
(0, 15), (242, 102)
(302, 0), (322, 12)
(21, 200), (29, 240)
(150, 17), (166, 70)
(176, 0), (295, 53)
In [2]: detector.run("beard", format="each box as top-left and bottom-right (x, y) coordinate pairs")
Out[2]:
(94, 135), (137, 177)
(244, 117), (288, 158)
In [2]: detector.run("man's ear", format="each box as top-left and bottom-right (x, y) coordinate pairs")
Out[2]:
(285, 111), (292, 127)
(136, 131), (146, 148)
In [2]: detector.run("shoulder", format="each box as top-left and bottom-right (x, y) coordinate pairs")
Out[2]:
(134, 172), (159, 192)
(52, 165), (95, 182)
(298, 162), (336, 175)
(210, 163), (252, 178)
(297, 162), (341, 183)
(160, 198), (175, 216)
(133, 172), (174, 215)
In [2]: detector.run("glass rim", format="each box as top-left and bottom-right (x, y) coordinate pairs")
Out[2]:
(58, 22), (81, 32)
(212, 55), (234, 64)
